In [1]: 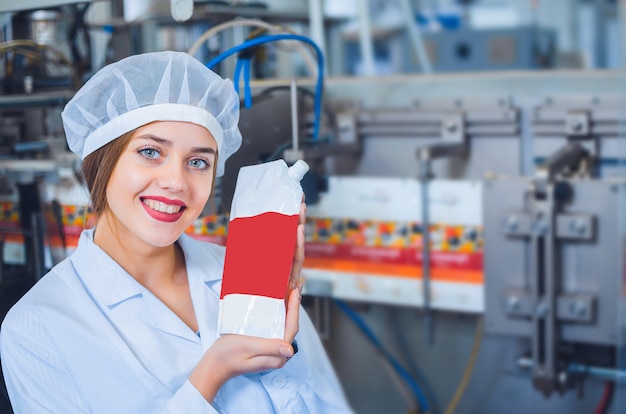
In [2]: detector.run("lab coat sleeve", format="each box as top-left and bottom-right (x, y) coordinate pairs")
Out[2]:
(259, 307), (354, 414)
(160, 380), (221, 414)
(0, 305), (89, 413)
(0, 306), (220, 414)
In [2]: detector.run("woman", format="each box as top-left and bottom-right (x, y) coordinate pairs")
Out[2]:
(0, 51), (352, 413)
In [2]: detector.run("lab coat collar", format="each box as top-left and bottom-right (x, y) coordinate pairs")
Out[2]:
(177, 233), (224, 349)
(177, 233), (223, 284)
(70, 229), (223, 308)
(70, 228), (143, 307)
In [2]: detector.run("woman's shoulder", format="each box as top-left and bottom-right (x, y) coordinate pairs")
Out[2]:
(1, 258), (79, 334)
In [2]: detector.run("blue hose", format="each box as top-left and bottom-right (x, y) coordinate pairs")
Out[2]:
(242, 58), (252, 109)
(233, 57), (244, 95)
(205, 33), (325, 141)
(334, 299), (431, 412)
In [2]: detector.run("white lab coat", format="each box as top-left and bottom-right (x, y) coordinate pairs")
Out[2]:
(0, 228), (353, 413)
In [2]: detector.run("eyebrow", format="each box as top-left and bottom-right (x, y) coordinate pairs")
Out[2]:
(135, 134), (217, 154)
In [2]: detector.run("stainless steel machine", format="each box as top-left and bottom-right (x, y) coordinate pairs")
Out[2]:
(244, 73), (626, 412)
(484, 96), (625, 397)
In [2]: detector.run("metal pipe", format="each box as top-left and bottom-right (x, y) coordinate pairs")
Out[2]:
(308, 0), (327, 73)
(518, 356), (626, 382)
(417, 149), (433, 345)
(593, 0), (608, 68)
(290, 78), (299, 152)
(356, 0), (376, 76)
(397, 0), (433, 74)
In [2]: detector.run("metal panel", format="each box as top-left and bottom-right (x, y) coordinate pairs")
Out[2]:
(420, 27), (556, 72)
(0, 0), (96, 13)
(484, 176), (624, 345)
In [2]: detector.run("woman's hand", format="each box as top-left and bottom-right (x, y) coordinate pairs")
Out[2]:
(189, 197), (306, 402)
(286, 201), (306, 307)
(189, 201), (306, 402)
(189, 286), (302, 402)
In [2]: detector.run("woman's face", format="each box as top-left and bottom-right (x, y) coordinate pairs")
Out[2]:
(103, 121), (217, 248)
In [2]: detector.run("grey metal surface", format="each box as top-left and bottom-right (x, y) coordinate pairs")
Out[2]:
(245, 70), (626, 413)
(334, 98), (522, 180)
(419, 27), (556, 72)
(323, 305), (615, 414)
(531, 95), (624, 178)
(484, 176), (623, 346)
(0, 0), (95, 13)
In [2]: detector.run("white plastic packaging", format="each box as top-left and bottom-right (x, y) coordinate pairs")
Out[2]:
(218, 159), (309, 338)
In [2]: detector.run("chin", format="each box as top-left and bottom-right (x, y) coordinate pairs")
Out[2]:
(141, 231), (183, 248)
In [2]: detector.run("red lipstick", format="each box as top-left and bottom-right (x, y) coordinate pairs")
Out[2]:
(141, 196), (186, 223)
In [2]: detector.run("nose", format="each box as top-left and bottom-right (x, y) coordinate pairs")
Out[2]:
(157, 161), (188, 192)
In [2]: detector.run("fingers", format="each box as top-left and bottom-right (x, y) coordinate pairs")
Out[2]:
(191, 334), (294, 400)
(299, 201), (307, 225)
(284, 200), (305, 344)
(217, 335), (295, 370)
(284, 283), (302, 342)
(292, 224), (305, 274)
(234, 336), (295, 372)
(243, 336), (294, 359)
(291, 201), (306, 281)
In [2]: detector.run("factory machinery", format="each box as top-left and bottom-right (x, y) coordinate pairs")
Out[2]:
(294, 75), (626, 409)
(0, 1), (625, 414)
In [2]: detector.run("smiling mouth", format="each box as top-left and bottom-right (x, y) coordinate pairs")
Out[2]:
(142, 199), (185, 214)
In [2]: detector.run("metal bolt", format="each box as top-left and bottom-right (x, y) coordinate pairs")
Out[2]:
(535, 302), (549, 318)
(569, 119), (584, 133)
(445, 121), (458, 133)
(507, 295), (520, 313)
(569, 218), (587, 235)
(505, 216), (518, 233)
(570, 301), (587, 318)
(24, 75), (33, 94)
(533, 219), (548, 237)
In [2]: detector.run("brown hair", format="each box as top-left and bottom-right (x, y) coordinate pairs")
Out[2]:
(81, 129), (136, 217)
(81, 127), (219, 217)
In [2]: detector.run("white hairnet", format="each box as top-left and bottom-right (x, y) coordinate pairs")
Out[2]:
(61, 50), (242, 177)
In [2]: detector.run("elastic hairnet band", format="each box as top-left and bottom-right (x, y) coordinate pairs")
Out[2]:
(81, 103), (224, 159)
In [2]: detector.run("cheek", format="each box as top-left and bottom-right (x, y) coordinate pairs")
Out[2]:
(190, 177), (214, 207)
(199, 185), (214, 204)
(107, 168), (143, 207)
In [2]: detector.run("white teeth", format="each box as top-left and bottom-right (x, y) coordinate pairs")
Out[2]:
(143, 199), (182, 214)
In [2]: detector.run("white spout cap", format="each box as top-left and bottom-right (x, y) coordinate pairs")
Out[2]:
(288, 159), (309, 182)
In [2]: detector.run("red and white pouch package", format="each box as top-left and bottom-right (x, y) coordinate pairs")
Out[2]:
(217, 159), (309, 338)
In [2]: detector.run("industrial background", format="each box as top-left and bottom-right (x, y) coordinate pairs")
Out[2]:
(0, 0), (625, 413)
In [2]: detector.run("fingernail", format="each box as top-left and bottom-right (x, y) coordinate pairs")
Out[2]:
(279, 345), (294, 358)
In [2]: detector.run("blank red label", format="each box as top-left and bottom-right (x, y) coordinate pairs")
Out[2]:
(221, 212), (299, 299)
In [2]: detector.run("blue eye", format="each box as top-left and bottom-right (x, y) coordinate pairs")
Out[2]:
(189, 158), (209, 170)
(139, 147), (160, 159)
